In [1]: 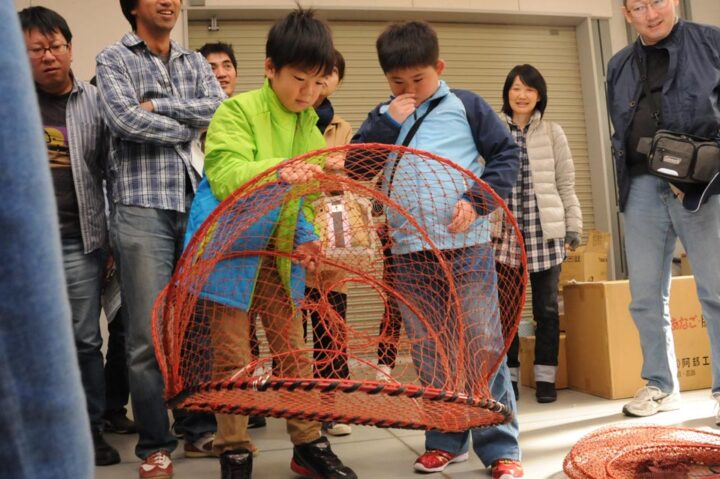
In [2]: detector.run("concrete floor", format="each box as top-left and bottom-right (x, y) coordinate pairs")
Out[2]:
(95, 387), (719, 479)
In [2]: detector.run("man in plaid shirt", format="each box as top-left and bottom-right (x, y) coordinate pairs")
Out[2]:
(96, 1), (224, 477)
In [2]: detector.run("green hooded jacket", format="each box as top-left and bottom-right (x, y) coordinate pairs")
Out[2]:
(204, 78), (325, 294)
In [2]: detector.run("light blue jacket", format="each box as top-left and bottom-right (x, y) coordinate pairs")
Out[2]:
(351, 81), (520, 254)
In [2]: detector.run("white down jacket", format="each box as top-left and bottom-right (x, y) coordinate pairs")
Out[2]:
(503, 112), (583, 239)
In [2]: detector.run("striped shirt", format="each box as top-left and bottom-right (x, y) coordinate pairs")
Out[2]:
(96, 32), (224, 212)
(56, 77), (108, 253)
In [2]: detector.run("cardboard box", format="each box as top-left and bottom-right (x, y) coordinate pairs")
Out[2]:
(559, 313), (567, 332)
(560, 230), (609, 286)
(564, 277), (710, 399)
(520, 333), (568, 389)
(680, 254), (693, 276)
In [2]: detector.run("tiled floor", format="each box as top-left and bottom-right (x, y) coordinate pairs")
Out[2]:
(96, 387), (719, 478)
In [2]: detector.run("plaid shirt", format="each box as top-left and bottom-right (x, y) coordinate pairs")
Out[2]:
(96, 32), (224, 212)
(495, 121), (565, 272)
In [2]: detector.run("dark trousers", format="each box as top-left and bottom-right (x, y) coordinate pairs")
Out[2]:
(104, 307), (130, 414)
(304, 287), (350, 379)
(376, 224), (403, 367)
(506, 264), (561, 368)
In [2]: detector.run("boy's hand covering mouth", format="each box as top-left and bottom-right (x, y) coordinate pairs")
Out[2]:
(386, 93), (416, 124)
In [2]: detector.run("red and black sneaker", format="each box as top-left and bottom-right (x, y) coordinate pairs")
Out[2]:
(291, 436), (357, 479)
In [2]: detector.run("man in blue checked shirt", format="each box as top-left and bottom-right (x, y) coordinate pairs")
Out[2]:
(96, 1), (224, 477)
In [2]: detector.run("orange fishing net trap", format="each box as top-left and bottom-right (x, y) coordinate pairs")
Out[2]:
(563, 425), (720, 478)
(152, 144), (527, 432)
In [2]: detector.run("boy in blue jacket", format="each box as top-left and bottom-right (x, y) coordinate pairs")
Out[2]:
(348, 21), (523, 479)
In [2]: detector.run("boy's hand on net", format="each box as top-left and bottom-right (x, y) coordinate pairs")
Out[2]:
(325, 151), (346, 172)
(387, 93), (416, 125)
(294, 240), (322, 272)
(278, 162), (322, 184)
(447, 199), (478, 233)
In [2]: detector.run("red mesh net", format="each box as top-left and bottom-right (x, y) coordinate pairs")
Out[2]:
(152, 144), (526, 432)
(563, 425), (720, 478)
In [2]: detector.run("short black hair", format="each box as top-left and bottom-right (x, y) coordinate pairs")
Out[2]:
(333, 48), (346, 82)
(119, 0), (137, 31)
(501, 64), (548, 117)
(198, 42), (238, 71)
(18, 6), (73, 43)
(266, 7), (334, 76)
(376, 21), (438, 73)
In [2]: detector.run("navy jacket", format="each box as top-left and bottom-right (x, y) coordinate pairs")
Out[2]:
(607, 19), (720, 212)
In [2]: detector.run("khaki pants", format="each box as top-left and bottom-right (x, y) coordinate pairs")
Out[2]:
(207, 258), (321, 454)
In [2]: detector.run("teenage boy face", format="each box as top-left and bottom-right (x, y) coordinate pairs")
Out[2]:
(132, 0), (181, 35)
(206, 52), (237, 96)
(385, 60), (445, 105)
(24, 28), (73, 95)
(265, 59), (327, 113)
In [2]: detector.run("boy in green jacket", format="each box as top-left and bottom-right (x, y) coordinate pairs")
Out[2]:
(183, 8), (357, 479)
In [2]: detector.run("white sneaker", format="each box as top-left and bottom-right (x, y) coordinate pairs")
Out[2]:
(713, 392), (720, 426)
(622, 386), (682, 417)
(375, 364), (393, 382)
(322, 422), (352, 436)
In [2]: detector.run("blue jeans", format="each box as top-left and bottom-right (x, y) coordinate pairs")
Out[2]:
(0, 5), (93, 477)
(111, 201), (215, 459)
(391, 244), (520, 465)
(63, 238), (105, 431)
(624, 175), (720, 394)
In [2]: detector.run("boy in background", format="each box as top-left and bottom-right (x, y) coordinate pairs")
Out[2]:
(183, 8), (357, 479)
(305, 47), (354, 437)
(349, 21), (523, 479)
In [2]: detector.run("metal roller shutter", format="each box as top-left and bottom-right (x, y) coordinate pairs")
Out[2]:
(189, 19), (594, 332)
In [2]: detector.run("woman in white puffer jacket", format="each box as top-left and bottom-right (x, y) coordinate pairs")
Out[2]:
(497, 64), (582, 404)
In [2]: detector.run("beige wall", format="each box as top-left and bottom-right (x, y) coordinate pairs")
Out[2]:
(11, 0), (618, 82)
(13, 0), (186, 81)
(689, 0), (720, 25)
(199, 0), (613, 17)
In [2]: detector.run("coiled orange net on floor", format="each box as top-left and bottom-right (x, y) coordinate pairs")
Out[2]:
(153, 144), (526, 431)
(563, 425), (720, 478)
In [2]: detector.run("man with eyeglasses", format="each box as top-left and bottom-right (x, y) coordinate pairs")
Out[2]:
(607, 0), (720, 425)
(18, 5), (121, 467)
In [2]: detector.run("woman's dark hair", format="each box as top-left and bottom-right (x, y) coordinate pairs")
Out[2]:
(119, 0), (137, 31)
(376, 21), (439, 73)
(266, 7), (334, 76)
(501, 64), (548, 117)
(18, 6), (73, 43)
